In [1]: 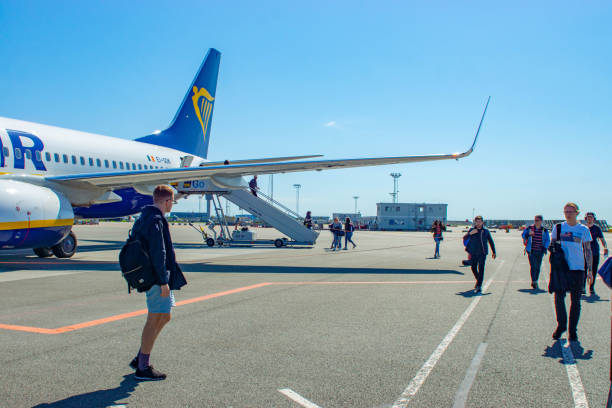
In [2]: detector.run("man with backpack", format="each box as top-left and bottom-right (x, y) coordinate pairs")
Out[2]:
(463, 215), (496, 293)
(550, 202), (592, 342)
(129, 185), (187, 380)
(521, 215), (551, 290)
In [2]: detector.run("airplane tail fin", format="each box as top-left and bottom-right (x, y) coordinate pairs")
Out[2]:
(137, 48), (221, 159)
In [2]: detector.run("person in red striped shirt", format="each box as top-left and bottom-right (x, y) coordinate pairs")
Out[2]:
(521, 215), (551, 290)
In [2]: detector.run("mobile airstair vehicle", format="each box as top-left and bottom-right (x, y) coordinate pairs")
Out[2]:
(180, 180), (319, 248)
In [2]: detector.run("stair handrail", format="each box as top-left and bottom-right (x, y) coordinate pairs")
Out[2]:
(247, 186), (303, 221)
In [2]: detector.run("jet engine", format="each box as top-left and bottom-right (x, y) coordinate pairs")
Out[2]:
(0, 180), (74, 252)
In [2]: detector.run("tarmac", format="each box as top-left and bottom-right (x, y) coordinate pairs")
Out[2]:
(0, 222), (610, 408)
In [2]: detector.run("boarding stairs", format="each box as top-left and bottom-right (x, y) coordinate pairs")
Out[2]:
(224, 187), (319, 244)
(177, 180), (319, 245)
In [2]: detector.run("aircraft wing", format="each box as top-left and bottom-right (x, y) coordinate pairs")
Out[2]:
(199, 154), (323, 166)
(48, 97), (489, 190)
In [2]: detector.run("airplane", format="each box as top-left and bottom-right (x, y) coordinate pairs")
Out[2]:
(0, 48), (490, 258)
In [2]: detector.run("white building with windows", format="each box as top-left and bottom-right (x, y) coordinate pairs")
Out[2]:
(376, 202), (447, 231)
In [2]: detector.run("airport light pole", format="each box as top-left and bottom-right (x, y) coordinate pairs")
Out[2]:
(293, 184), (301, 217)
(353, 196), (359, 214)
(390, 173), (401, 203)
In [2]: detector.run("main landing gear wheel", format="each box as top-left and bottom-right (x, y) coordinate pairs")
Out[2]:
(206, 238), (215, 247)
(274, 238), (284, 248)
(33, 247), (53, 258)
(51, 231), (78, 258)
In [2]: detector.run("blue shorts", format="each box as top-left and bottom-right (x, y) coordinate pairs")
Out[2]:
(146, 285), (175, 314)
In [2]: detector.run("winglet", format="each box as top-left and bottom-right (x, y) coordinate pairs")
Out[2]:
(468, 96), (490, 153)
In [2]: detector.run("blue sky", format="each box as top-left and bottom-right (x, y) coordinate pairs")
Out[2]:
(1, 1), (610, 221)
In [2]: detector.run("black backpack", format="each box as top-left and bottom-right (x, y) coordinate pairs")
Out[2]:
(119, 219), (156, 293)
(548, 223), (570, 293)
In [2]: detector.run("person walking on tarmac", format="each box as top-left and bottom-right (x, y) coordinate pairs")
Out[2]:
(304, 211), (313, 229)
(549, 202), (593, 342)
(521, 215), (550, 290)
(431, 220), (446, 258)
(344, 217), (356, 249)
(129, 185), (187, 380)
(585, 212), (608, 295)
(463, 215), (496, 293)
(331, 217), (343, 251)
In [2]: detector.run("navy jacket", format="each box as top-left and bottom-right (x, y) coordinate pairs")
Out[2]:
(463, 227), (496, 257)
(136, 206), (187, 290)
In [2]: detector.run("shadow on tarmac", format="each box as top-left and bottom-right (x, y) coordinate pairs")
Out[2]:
(181, 264), (465, 275)
(0, 259), (465, 276)
(517, 288), (547, 295)
(76, 239), (210, 252)
(32, 374), (138, 407)
(542, 340), (594, 363)
(582, 292), (609, 304)
(455, 289), (491, 298)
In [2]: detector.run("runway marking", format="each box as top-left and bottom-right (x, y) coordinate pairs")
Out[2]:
(0, 270), (84, 283)
(0, 283), (271, 334)
(544, 271), (589, 408)
(278, 388), (322, 408)
(0, 279), (508, 334)
(452, 342), (488, 408)
(559, 339), (589, 408)
(391, 260), (505, 408)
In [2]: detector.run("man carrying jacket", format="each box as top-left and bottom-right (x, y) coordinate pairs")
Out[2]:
(550, 202), (592, 342)
(521, 215), (551, 290)
(463, 215), (496, 293)
(129, 185), (187, 380)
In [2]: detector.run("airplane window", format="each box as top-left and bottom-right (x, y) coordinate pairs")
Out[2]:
(89, 158), (94, 166)
(119, 162), (124, 169)
(54, 153), (60, 162)
(25, 150), (32, 160)
(35, 151), (42, 162)
(104, 160), (109, 168)
(45, 152), (51, 161)
(144, 165), (148, 170)
(14, 148), (22, 159)
(3, 146), (10, 158)
(96, 159), (101, 167)
(132, 163), (136, 170)
(112, 161), (117, 169)
(71, 155), (77, 164)
(63, 154), (68, 163)
(125, 162), (130, 170)
(138, 164), (142, 170)
(80, 157), (85, 165)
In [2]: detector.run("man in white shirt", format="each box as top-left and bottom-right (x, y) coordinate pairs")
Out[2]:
(550, 202), (593, 342)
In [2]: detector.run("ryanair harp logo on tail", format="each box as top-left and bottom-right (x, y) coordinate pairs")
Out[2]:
(191, 86), (215, 138)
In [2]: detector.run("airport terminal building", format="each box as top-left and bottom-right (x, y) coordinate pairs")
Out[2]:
(376, 202), (447, 231)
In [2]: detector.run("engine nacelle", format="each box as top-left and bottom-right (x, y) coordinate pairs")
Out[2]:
(0, 180), (74, 249)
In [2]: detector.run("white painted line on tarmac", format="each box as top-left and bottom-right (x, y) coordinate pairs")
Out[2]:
(559, 339), (589, 408)
(391, 260), (505, 408)
(546, 290), (589, 407)
(278, 388), (322, 408)
(0, 270), (83, 283)
(452, 342), (488, 408)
